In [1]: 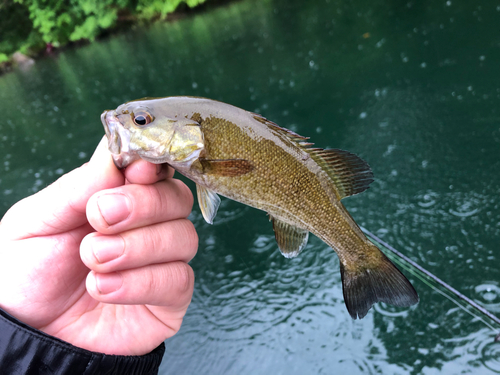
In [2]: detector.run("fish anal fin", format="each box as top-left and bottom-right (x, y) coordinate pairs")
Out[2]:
(270, 215), (309, 258)
(340, 244), (419, 319)
(196, 184), (221, 224)
(200, 158), (254, 177)
(311, 149), (374, 199)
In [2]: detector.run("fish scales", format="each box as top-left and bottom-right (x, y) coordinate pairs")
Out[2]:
(197, 114), (370, 270)
(101, 96), (418, 319)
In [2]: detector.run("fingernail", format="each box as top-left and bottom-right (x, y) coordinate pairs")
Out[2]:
(92, 236), (125, 263)
(156, 164), (162, 175)
(95, 273), (123, 294)
(97, 194), (130, 225)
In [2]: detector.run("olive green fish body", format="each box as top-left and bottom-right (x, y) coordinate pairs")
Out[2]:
(101, 97), (418, 319)
(197, 115), (361, 249)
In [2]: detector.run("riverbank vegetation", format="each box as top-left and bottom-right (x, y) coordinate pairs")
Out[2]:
(0, 0), (207, 72)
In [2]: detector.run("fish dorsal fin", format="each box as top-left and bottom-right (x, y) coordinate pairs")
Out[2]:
(196, 184), (221, 224)
(269, 215), (309, 258)
(252, 113), (374, 199)
(308, 148), (374, 199)
(252, 114), (309, 141)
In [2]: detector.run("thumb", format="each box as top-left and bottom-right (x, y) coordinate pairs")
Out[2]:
(0, 136), (125, 241)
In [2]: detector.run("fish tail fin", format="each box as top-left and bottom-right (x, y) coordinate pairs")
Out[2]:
(340, 242), (419, 319)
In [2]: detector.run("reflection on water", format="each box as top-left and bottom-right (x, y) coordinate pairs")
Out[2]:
(1, 0), (500, 373)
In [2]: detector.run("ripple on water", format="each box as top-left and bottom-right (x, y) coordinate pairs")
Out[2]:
(441, 329), (500, 373)
(373, 302), (413, 318)
(448, 193), (482, 218)
(481, 341), (500, 373)
(250, 234), (276, 254)
(416, 191), (439, 208)
(198, 242), (343, 340)
(200, 274), (309, 338)
(168, 236), (412, 374)
(273, 299), (348, 354)
(202, 279), (261, 332)
(334, 357), (376, 374)
(474, 281), (500, 312)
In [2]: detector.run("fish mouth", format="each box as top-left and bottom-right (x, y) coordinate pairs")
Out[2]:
(100, 110), (135, 169)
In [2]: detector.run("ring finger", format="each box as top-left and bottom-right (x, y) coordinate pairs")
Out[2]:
(86, 261), (194, 308)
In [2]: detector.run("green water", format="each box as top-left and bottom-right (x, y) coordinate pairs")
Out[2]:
(1, 0), (500, 373)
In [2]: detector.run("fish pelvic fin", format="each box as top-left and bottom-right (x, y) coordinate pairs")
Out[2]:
(340, 243), (419, 319)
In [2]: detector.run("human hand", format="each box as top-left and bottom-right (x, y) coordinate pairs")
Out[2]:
(0, 136), (198, 356)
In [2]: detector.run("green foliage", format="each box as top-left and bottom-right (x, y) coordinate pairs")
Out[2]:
(1, 0), (207, 65)
(15, 0), (129, 45)
(136, 0), (206, 20)
(0, 1), (41, 57)
(137, 0), (184, 19)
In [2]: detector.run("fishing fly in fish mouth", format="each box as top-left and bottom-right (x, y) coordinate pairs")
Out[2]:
(101, 96), (419, 319)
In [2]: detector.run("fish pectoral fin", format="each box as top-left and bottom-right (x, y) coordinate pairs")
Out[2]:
(269, 215), (309, 258)
(196, 184), (221, 224)
(199, 158), (254, 177)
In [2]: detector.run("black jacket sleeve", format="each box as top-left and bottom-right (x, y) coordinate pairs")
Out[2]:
(0, 308), (165, 375)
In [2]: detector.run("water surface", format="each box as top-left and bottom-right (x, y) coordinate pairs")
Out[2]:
(1, 0), (500, 373)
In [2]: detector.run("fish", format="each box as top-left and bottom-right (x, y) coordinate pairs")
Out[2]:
(101, 96), (419, 319)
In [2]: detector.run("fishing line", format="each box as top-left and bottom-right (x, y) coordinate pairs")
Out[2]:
(360, 226), (500, 342)
(387, 251), (499, 336)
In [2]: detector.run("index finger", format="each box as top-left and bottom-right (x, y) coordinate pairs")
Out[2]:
(86, 178), (194, 235)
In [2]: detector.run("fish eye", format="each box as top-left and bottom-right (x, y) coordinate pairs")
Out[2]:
(133, 112), (153, 126)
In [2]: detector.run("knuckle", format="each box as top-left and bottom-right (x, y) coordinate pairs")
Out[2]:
(148, 179), (194, 219)
(146, 184), (167, 219)
(178, 220), (198, 260)
(145, 225), (166, 257)
(145, 263), (194, 301)
(159, 220), (198, 261)
(146, 267), (161, 294)
(170, 262), (194, 295)
(170, 179), (194, 213)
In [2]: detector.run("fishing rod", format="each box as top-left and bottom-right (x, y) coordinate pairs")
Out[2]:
(360, 226), (500, 342)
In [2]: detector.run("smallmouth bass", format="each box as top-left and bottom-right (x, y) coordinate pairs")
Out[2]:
(101, 97), (418, 319)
